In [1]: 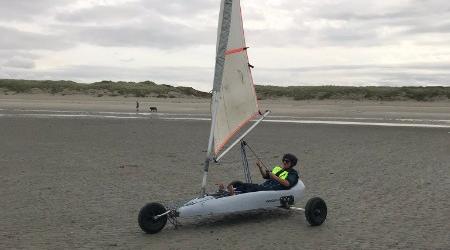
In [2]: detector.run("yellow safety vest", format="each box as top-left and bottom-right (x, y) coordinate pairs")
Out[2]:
(272, 166), (289, 180)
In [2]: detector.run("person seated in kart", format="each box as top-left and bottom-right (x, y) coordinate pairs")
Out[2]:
(220, 153), (299, 195)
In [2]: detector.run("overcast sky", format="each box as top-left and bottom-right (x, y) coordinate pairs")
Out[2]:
(1, 0), (449, 91)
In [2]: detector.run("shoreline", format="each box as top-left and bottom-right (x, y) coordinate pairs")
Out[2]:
(1, 93), (449, 120)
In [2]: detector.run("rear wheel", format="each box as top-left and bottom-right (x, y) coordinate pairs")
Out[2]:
(305, 197), (327, 226)
(138, 202), (167, 234)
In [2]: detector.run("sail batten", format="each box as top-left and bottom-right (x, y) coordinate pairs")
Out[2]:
(211, 0), (260, 157)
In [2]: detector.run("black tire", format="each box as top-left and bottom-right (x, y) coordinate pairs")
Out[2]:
(305, 197), (327, 226)
(138, 202), (167, 234)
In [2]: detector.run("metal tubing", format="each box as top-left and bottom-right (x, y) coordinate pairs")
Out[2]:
(153, 210), (172, 219)
(200, 0), (234, 197)
(215, 110), (271, 162)
(200, 93), (219, 197)
(289, 207), (305, 211)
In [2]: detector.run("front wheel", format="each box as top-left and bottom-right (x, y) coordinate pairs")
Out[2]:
(305, 197), (327, 226)
(138, 202), (167, 234)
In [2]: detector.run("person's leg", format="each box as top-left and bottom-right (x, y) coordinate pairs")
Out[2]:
(239, 183), (263, 193)
(227, 181), (243, 195)
(227, 184), (234, 195)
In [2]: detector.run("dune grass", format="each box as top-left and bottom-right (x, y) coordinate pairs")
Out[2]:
(0, 79), (209, 98)
(1, 79), (449, 101)
(255, 85), (450, 101)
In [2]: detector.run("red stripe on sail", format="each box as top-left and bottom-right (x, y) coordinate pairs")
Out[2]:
(225, 47), (245, 55)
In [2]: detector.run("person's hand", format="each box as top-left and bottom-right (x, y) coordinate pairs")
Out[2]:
(266, 170), (271, 178)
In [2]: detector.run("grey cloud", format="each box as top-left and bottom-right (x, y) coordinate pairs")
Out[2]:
(0, 0), (219, 50)
(0, 51), (39, 74)
(56, 0), (218, 25)
(140, 0), (217, 17)
(249, 28), (313, 47)
(1, 0), (450, 88)
(0, 51), (36, 68)
(313, 2), (418, 22)
(0, 0), (72, 21)
(0, 26), (73, 50)
(0, 50), (39, 60)
(274, 0), (450, 46)
(319, 12), (414, 22)
(3, 0), (450, 50)
(318, 26), (378, 46)
(70, 23), (213, 49)
(3, 56), (35, 69)
(248, 26), (379, 48)
(56, 4), (147, 24)
(402, 21), (450, 35)
(52, 2), (217, 49)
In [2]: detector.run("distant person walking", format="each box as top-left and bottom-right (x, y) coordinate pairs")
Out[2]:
(136, 100), (140, 112)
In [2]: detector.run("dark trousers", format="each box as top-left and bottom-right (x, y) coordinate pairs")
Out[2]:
(231, 181), (263, 193)
(231, 179), (286, 193)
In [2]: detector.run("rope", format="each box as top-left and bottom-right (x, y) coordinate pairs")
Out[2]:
(167, 211), (180, 229)
(240, 140), (252, 183)
(242, 141), (270, 171)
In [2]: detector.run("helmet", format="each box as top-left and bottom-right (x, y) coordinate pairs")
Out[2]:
(282, 153), (298, 167)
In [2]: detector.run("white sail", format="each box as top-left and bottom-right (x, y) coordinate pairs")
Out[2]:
(211, 0), (259, 156)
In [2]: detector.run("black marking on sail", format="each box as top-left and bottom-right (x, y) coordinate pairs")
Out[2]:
(238, 70), (244, 84)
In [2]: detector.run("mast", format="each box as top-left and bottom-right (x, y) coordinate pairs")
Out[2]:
(200, 0), (233, 197)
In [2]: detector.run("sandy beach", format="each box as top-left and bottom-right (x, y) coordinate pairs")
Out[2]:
(1, 94), (449, 249)
(1, 93), (450, 119)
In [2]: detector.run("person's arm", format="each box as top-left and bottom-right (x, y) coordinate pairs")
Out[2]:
(286, 171), (298, 187)
(267, 172), (290, 187)
(257, 161), (269, 179)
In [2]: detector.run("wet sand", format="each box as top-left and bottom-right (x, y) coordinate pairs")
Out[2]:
(1, 94), (450, 120)
(1, 96), (450, 249)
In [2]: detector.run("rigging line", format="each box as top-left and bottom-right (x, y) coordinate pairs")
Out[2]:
(240, 140), (252, 183)
(242, 141), (270, 171)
